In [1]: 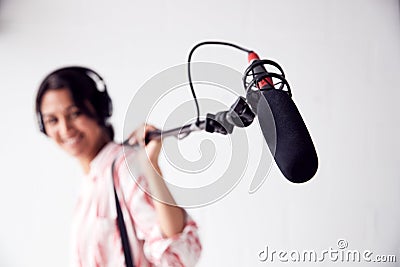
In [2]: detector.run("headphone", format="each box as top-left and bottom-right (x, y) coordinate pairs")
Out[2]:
(37, 66), (113, 135)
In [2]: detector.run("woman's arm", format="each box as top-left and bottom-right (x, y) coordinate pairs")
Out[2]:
(129, 124), (185, 238)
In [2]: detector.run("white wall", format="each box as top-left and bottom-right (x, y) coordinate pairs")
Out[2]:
(0, 0), (399, 266)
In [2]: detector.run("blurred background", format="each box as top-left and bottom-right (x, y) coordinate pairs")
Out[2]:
(0, 0), (399, 266)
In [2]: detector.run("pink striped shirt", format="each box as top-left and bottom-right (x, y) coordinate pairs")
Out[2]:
(71, 142), (202, 267)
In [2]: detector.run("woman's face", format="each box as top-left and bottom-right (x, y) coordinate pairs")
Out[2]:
(40, 88), (108, 162)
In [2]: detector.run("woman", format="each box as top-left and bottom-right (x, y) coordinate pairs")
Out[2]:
(35, 66), (202, 267)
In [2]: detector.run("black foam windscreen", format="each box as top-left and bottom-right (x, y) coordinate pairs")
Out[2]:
(257, 89), (318, 183)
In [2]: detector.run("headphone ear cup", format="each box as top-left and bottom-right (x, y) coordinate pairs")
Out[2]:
(80, 67), (112, 118)
(37, 112), (46, 134)
(101, 90), (113, 118)
(107, 95), (112, 117)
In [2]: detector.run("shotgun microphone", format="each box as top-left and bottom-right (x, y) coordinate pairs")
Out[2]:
(245, 52), (318, 183)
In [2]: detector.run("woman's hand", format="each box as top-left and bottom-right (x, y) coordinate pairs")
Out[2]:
(128, 123), (162, 167)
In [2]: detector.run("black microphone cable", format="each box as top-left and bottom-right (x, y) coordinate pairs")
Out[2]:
(187, 41), (252, 126)
(187, 41), (292, 124)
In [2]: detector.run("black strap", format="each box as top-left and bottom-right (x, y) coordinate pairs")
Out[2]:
(112, 159), (135, 267)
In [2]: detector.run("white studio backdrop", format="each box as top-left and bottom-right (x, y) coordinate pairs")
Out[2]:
(0, 0), (399, 266)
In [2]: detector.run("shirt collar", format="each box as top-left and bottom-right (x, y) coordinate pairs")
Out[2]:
(87, 141), (119, 179)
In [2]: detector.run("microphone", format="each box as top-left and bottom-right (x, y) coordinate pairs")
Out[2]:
(246, 52), (318, 183)
(124, 43), (318, 184)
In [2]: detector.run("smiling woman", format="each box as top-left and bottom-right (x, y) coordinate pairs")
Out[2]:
(36, 67), (114, 173)
(35, 67), (202, 267)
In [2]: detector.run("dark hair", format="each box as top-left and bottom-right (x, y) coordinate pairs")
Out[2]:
(35, 66), (114, 140)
